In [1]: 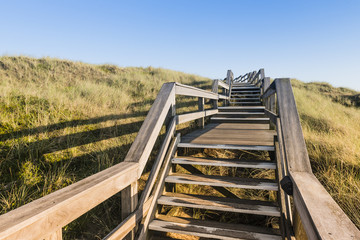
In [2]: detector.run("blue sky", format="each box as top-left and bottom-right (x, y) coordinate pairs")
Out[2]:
(1, 0), (360, 90)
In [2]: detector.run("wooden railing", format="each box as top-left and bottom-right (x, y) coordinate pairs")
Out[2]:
(261, 78), (360, 240)
(2, 69), (359, 240)
(0, 80), (230, 240)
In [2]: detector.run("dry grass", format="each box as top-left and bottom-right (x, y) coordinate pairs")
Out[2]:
(0, 56), (211, 239)
(1, 56), (359, 238)
(292, 79), (360, 229)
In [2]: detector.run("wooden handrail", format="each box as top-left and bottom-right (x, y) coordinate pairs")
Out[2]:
(124, 82), (176, 175)
(262, 78), (360, 240)
(0, 162), (139, 240)
(0, 78), (231, 240)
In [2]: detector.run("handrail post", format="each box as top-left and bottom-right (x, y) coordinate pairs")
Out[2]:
(198, 97), (205, 128)
(121, 181), (138, 240)
(263, 77), (270, 109)
(211, 79), (219, 109)
(226, 70), (233, 105)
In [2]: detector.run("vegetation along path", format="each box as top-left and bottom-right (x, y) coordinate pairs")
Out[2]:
(0, 57), (360, 239)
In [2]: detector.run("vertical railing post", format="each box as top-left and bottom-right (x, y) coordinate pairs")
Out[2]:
(211, 79), (219, 109)
(226, 70), (233, 106)
(121, 181), (138, 240)
(198, 97), (205, 128)
(263, 77), (270, 110)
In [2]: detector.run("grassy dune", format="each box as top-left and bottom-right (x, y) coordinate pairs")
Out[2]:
(0, 56), (359, 238)
(292, 80), (360, 229)
(0, 56), (211, 238)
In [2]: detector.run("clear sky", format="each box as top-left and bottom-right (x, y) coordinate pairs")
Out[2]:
(1, 1), (360, 90)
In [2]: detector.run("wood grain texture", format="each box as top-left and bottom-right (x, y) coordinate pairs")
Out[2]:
(150, 215), (281, 240)
(176, 109), (218, 125)
(275, 78), (312, 173)
(172, 156), (276, 169)
(121, 181), (138, 240)
(176, 83), (218, 99)
(0, 162), (138, 240)
(292, 172), (360, 240)
(159, 193), (280, 216)
(166, 173), (278, 191)
(103, 196), (153, 240)
(137, 135), (180, 240)
(124, 82), (176, 176)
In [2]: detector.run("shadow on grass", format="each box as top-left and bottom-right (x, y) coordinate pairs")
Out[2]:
(0, 112), (148, 142)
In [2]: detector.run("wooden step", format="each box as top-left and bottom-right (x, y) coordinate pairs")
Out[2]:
(212, 117), (269, 121)
(232, 87), (260, 90)
(218, 106), (265, 112)
(177, 143), (275, 151)
(158, 193), (280, 216)
(172, 156), (276, 169)
(230, 102), (262, 105)
(215, 112), (265, 118)
(231, 90), (261, 93)
(230, 98), (260, 101)
(165, 173), (278, 191)
(230, 94), (260, 97)
(211, 117), (269, 124)
(149, 215), (282, 240)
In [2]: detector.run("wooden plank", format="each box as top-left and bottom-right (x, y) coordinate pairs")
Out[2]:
(121, 181), (138, 240)
(264, 109), (278, 124)
(137, 135), (180, 240)
(138, 118), (176, 207)
(0, 162), (138, 240)
(218, 94), (229, 100)
(103, 196), (153, 240)
(176, 83), (218, 99)
(198, 97), (205, 128)
(291, 172), (360, 240)
(177, 143), (275, 151)
(124, 82), (176, 175)
(166, 173), (278, 191)
(205, 123), (269, 130)
(44, 229), (62, 240)
(275, 79), (312, 173)
(150, 215), (281, 240)
(218, 81), (230, 90)
(262, 84), (276, 100)
(158, 193), (280, 216)
(180, 138), (274, 147)
(176, 109), (218, 125)
(172, 157), (276, 169)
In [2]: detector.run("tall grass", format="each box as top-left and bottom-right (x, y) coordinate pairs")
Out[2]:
(0, 56), (359, 238)
(0, 56), (211, 238)
(291, 79), (360, 229)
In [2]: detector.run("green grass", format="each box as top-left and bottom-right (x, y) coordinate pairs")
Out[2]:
(0, 56), (212, 239)
(0, 56), (359, 238)
(292, 79), (360, 229)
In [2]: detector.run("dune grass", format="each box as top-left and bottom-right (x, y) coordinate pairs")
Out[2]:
(291, 79), (360, 229)
(0, 56), (212, 239)
(0, 56), (359, 238)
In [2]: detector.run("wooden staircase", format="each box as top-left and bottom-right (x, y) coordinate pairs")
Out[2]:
(2, 69), (359, 240)
(148, 83), (283, 239)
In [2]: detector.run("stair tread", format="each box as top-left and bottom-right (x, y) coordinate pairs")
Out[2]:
(178, 143), (275, 151)
(172, 156), (276, 169)
(165, 173), (278, 191)
(211, 117), (270, 121)
(219, 106), (265, 109)
(150, 215), (281, 240)
(158, 193), (280, 216)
